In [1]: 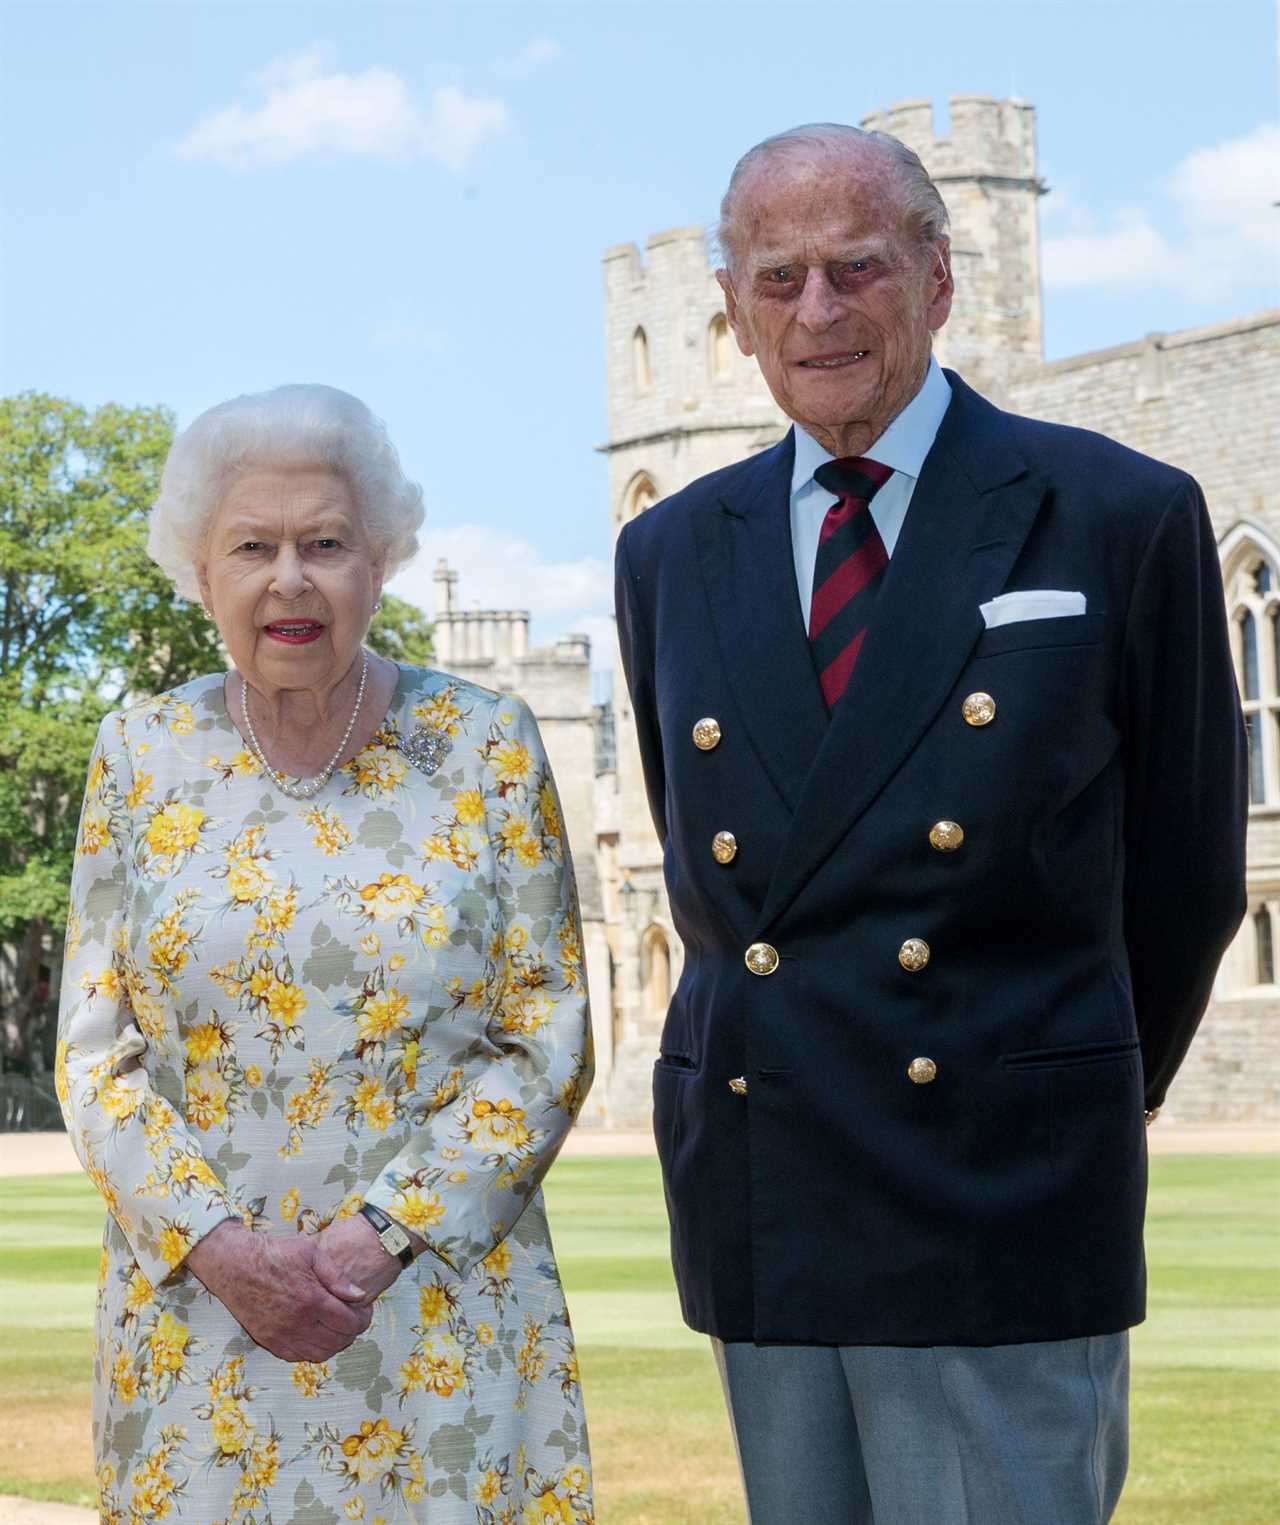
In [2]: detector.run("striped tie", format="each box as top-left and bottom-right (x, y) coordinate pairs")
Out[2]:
(808, 457), (894, 708)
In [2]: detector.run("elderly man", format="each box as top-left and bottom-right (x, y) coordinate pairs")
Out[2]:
(614, 125), (1247, 1524)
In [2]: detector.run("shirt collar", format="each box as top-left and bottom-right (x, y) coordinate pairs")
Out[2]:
(790, 356), (952, 495)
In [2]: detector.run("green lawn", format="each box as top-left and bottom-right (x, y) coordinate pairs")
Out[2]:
(1, 1154), (1276, 1522)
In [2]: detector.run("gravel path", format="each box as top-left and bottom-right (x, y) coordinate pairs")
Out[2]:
(5, 1120), (1277, 1182)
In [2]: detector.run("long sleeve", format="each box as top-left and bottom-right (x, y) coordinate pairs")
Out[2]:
(364, 694), (593, 1275)
(56, 713), (237, 1289)
(614, 526), (668, 845)
(1120, 477), (1249, 1109)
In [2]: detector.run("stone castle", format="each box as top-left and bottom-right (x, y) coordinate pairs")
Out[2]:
(438, 95), (1280, 1126)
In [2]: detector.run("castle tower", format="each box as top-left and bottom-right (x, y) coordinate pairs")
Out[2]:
(860, 95), (1045, 398)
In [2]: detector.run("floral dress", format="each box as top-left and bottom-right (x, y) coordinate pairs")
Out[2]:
(56, 666), (594, 1525)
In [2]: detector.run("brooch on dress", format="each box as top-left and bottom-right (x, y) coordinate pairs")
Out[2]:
(398, 725), (452, 776)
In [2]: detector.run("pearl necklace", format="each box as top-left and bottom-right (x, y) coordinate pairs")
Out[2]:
(239, 652), (369, 800)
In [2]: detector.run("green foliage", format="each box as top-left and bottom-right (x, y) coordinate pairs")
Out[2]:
(366, 591), (434, 667)
(0, 393), (221, 1067)
(0, 393), (220, 702)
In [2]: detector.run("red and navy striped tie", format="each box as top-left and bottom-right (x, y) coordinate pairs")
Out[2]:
(808, 457), (894, 708)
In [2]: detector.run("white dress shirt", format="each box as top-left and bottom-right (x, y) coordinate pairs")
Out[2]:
(790, 357), (952, 619)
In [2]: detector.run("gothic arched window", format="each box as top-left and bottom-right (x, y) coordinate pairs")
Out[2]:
(632, 326), (651, 392)
(642, 924), (671, 1027)
(622, 472), (658, 521)
(1254, 905), (1275, 985)
(709, 313), (732, 380)
(1227, 548), (1280, 806)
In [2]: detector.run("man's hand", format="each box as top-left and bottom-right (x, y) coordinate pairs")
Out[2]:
(312, 1212), (425, 1307)
(186, 1219), (373, 1362)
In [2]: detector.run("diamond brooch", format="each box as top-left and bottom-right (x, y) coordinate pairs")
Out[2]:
(399, 726), (452, 776)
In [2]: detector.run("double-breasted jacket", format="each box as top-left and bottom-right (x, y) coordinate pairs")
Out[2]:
(614, 372), (1247, 1347)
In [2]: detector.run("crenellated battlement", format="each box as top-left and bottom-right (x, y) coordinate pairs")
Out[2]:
(601, 225), (780, 476)
(861, 94), (1040, 187)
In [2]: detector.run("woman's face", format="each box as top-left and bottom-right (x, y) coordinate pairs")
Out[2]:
(197, 467), (383, 697)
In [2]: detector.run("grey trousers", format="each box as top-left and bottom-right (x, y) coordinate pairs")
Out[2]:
(713, 1332), (1129, 1525)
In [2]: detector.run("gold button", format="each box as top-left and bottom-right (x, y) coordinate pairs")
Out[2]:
(962, 692), (996, 727)
(745, 942), (779, 976)
(929, 820), (965, 852)
(712, 831), (738, 864)
(908, 1057), (938, 1085)
(692, 717), (722, 751)
(898, 938), (931, 972)
(729, 1076), (748, 1096)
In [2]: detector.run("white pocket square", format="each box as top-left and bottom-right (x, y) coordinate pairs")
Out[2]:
(980, 590), (1087, 629)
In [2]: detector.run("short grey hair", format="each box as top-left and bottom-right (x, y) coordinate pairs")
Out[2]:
(716, 123), (951, 277)
(147, 383), (425, 602)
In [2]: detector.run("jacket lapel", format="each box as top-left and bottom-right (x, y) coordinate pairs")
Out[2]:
(758, 374), (1048, 929)
(693, 430), (830, 812)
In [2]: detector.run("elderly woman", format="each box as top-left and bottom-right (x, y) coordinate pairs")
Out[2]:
(56, 384), (594, 1523)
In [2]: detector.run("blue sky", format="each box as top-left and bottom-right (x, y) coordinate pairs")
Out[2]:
(3, 0), (1276, 667)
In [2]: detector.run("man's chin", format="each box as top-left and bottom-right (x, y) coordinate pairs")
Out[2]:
(783, 394), (875, 439)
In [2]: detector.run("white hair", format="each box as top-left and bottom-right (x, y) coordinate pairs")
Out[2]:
(147, 383), (425, 601)
(717, 122), (951, 277)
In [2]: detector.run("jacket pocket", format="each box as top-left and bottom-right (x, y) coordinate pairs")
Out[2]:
(1000, 1036), (1139, 1072)
(972, 612), (1105, 658)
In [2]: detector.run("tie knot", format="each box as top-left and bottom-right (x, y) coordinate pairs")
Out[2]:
(813, 456), (893, 501)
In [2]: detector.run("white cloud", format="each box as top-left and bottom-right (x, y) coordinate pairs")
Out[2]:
(427, 84), (509, 173)
(1042, 122), (1278, 299)
(494, 37), (561, 80)
(386, 524), (614, 668)
(175, 47), (507, 171)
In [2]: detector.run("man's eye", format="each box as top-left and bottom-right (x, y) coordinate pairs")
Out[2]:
(765, 267), (796, 284)
(833, 261), (871, 289)
(239, 541), (267, 553)
(312, 538), (341, 551)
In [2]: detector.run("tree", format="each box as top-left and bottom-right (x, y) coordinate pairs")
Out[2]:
(367, 593), (434, 667)
(0, 393), (226, 1073)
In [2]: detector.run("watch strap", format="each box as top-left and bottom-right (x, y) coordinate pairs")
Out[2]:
(358, 1202), (414, 1267)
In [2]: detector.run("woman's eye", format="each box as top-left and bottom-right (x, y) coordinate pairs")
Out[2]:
(312, 538), (341, 551)
(239, 541), (266, 553)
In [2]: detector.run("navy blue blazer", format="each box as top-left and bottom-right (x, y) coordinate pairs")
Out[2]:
(614, 371), (1247, 1346)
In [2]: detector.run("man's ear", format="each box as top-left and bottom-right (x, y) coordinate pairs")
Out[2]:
(716, 268), (755, 357)
(927, 239), (954, 334)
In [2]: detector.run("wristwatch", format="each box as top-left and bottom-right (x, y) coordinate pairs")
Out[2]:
(358, 1202), (414, 1267)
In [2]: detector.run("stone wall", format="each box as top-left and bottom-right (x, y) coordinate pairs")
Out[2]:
(1004, 313), (1280, 538)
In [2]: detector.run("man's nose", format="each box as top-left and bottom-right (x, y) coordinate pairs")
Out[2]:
(795, 269), (845, 333)
(269, 546), (311, 599)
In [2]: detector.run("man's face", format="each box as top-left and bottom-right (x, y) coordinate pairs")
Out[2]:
(717, 154), (953, 453)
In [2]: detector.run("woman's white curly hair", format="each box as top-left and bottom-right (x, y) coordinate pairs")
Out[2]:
(147, 383), (425, 602)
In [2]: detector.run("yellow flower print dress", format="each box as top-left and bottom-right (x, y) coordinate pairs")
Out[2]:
(57, 667), (595, 1524)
